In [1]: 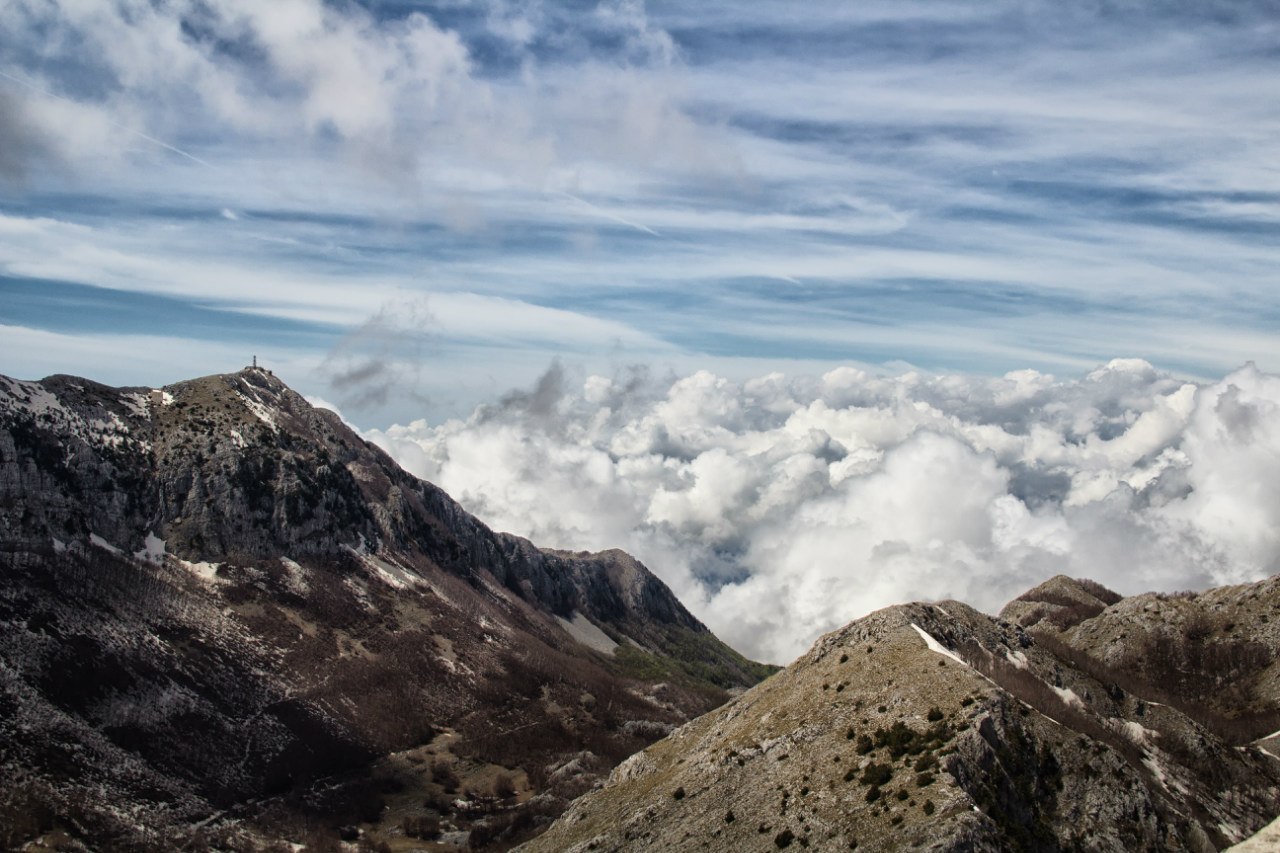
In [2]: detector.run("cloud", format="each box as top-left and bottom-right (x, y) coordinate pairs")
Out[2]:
(0, 88), (58, 184)
(5, 0), (1279, 397)
(368, 359), (1280, 663)
(492, 357), (567, 422)
(7, 0), (470, 143)
(319, 298), (439, 411)
(1, 0), (722, 195)
(593, 0), (679, 67)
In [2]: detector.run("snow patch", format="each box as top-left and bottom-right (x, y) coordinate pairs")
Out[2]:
(135, 532), (166, 564)
(366, 554), (412, 589)
(343, 575), (376, 610)
(1143, 755), (1169, 791)
(347, 547), (422, 590)
(229, 429), (247, 448)
(176, 558), (221, 583)
(1005, 649), (1029, 670)
(910, 623), (967, 666)
(555, 612), (619, 655)
(89, 533), (122, 555)
(2, 380), (68, 419)
(1, 380), (153, 451)
(51, 537), (66, 553)
(1121, 720), (1157, 745)
(1143, 753), (1191, 797)
(1051, 686), (1084, 709)
(87, 411), (132, 447)
(236, 390), (279, 431)
(121, 392), (150, 417)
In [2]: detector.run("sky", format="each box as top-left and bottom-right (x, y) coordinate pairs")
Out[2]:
(3, 1), (1280, 660)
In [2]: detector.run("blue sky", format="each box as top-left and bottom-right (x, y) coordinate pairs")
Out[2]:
(2, 0), (1279, 426)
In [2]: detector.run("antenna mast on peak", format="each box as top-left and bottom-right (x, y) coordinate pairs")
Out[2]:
(245, 355), (273, 376)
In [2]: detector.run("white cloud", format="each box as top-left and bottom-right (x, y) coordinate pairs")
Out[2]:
(4, 0), (1278, 400)
(9, 0), (473, 143)
(368, 360), (1280, 663)
(3, 0), (726, 196)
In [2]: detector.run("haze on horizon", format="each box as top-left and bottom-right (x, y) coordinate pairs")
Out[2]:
(3, 0), (1279, 660)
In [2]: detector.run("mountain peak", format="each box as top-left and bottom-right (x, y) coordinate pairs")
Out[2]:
(1, 367), (772, 849)
(1000, 574), (1124, 631)
(521, 577), (1280, 852)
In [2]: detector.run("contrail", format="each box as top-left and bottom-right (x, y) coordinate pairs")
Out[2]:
(0, 67), (217, 170)
(558, 191), (662, 237)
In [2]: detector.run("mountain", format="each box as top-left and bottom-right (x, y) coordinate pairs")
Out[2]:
(1005, 574), (1280, 746)
(0, 367), (772, 851)
(520, 576), (1280, 852)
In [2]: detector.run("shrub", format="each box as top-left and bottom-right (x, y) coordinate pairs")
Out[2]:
(1076, 578), (1123, 605)
(430, 761), (459, 793)
(860, 763), (892, 786)
(874, 721), (945, 758)
(401, 816), (441, 840)
(493, 773), (516, 799)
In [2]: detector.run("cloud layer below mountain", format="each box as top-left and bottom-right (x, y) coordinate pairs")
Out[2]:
(368, 359), (1280, 663)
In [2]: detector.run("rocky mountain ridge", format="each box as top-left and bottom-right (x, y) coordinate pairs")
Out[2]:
(0, 367), (772, 851)
(522, 574), (1280, 852)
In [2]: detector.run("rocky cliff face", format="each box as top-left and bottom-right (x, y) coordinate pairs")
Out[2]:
(521, 578), (1280, 852)
(0, 368), (772, 851)
(1007, 574), (1280, 743)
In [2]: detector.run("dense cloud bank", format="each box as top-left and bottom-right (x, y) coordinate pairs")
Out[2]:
(368, 360), (1280, 663)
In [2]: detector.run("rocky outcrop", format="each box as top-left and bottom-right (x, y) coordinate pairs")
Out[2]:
(0, 367), (771, 851)
(1006, 574), (1280, 746)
